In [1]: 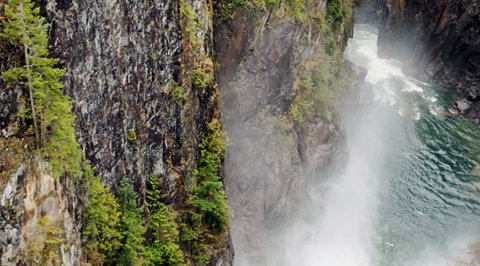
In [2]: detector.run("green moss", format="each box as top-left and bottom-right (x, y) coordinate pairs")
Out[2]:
(292, 0), (306, 22)
(171, 84), (187, 106)
(127, 129), (138, 144)
(192, 67), (214, 90)
(149, 51), (158, 60)
(199, 119), (225, 164)
(313, 9), (329, 32)
(215, 0), (252, 21)
(180, 0), (198, 44)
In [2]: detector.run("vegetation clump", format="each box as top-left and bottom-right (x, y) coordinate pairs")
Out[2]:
(180, 0), (198, 46)
(25, 216), (65, 265)
(180, 119), (229, 265)
(189, 119), (228, 230)
(170, 83), (187, 105)
(192, 67), (214, 90)
(327, 0), (343, 21)
(215, 0), (351, 25)
(289, 45), (350, 124)
(127, 129), (138, 144)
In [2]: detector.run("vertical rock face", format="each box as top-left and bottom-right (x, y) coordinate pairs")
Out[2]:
(215, 4), (353, 264)
(372, 0), (480, 119)
(45, 0), (200, 190)
(0, 0), (232, 264)
(44, 0), (225, 232)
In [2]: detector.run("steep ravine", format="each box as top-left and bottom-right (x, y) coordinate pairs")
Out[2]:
(0, 0), (357, 264)
(8, 0), (479, 265)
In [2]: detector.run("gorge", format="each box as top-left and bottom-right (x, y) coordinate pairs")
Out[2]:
(0, 0), (480, 265)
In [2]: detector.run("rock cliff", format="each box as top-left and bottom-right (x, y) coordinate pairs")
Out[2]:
(0, 0), (232, 264)
(214, 1), (354, 264)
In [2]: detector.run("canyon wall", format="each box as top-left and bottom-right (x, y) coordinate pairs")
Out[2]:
(0, 0), (359, 264)
(0, 0), (232, 264)
(215, 1), (354, 264)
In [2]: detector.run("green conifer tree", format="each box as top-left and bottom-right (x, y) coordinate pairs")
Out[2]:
(1, 0), (81, 177)
(189, 119), (229, 231)
(82, 167), (122, 265)
(116, 178), (147, 266)
(144, 175), (185, 266)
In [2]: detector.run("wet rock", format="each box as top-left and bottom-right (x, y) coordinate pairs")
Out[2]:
(1, 164), (25, 206)
(455, 99), (472, 113)
(0, 161), (83, 265)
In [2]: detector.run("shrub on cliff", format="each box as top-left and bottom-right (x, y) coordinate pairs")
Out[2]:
(188, 154), (229, 231)
(327, 0), (343, 21)
(192, 67), (214, 90)
(25, 216), (65, 265)
(1, 0), (82, 177)
(176, 119), (229, 265)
